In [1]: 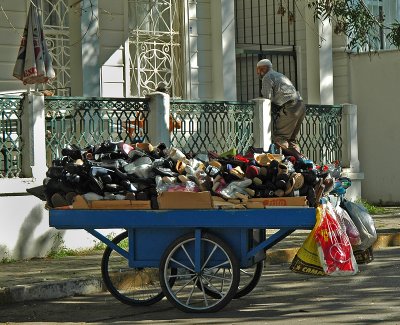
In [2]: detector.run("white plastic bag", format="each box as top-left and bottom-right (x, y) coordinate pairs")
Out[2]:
(342, 200), (377, 251)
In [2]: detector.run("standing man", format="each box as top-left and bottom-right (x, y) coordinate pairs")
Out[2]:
(256, 59), (306, 159)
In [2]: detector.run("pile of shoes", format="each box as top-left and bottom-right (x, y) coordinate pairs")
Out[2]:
(37, 141), (346, 209)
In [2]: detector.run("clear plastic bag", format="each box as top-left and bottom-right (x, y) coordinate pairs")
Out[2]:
(334, 205), (361, 246)
(341, 200), (377, 251)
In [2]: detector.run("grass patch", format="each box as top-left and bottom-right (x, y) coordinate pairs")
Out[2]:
(356, 199), (387, 215)
(46, 232), (116, 259)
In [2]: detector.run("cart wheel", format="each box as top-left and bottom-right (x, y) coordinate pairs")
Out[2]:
(101, 231), (174, 306)
(160, 232), (239, 313)
(197, 260), (264, 299)
(235, 260), (264, 298)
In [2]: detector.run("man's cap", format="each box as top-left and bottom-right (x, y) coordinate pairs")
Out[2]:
(256, 59), (273, 68)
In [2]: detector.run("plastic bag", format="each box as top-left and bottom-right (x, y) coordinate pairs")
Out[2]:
(334, 205), (361, 246)
(290, 207), (325, 276)
(341, 200), (377, 251)
(314, 203), (358, 276)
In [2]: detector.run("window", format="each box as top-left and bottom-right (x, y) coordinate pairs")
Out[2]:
(127, 0), (183, 98)
(364, 0), (400, 51)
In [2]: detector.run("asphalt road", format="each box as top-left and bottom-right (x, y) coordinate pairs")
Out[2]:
(1, 247), (399, 325)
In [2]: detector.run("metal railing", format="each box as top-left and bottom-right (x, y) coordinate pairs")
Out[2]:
(300, 104), (343, 164)
(170, 100), (255, 156)
(44, 96), (150, 164)
(271, 104), (342, 164)
(0, 96), (343, 172)
(0, 96), (23, 178)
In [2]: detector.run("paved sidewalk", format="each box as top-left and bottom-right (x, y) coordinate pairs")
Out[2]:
(0, 210), (399, 305)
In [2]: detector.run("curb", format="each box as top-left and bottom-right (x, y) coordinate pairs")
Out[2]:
(0, 278), (103, 305)
(1, 233), (399, 305)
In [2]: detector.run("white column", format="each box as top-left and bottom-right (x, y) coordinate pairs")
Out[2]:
(342, 104), (360, 172)
(341, 104), (364, 201)
(146, 92), (170, 147)
(81, 0), (100, 96)
(319, 20), (334, 105)
(210, 0), (236, 100)
(21, 92), (47, 182)
(184, 0), (199, 99)
(252, 98), (272, 151)
(305, 5), (321, 103)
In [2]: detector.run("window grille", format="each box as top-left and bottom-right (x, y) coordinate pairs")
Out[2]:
(128, 0), (183, 98)
(39, 0), (71, 96)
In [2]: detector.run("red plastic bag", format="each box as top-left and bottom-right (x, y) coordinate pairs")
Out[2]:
(314, 203), (358, 276)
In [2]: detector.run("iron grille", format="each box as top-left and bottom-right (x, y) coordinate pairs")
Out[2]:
(44, 96), (150, 164)
(170, 100), (255, 156)
(272, 104), (343, 164)
(235, 0), (298, 102)
(0, 97), (23, 178)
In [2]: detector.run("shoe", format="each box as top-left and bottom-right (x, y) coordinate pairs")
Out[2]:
(282, 147), (303, 160)
(61, 144), (83, 160)
(26, 185), (46, 201)
(46, 166), (64, 179)
(219, 148), (237, 159)
(65, 192), (77, 205)
(51, 193), (69, 208)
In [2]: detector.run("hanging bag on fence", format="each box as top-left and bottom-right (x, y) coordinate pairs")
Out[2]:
(314, 203), (358, 276)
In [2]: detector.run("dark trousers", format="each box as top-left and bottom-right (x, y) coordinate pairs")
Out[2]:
(273, 100), (306, 150)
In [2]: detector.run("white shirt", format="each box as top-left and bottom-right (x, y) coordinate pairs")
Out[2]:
(261, 69), (300, 106)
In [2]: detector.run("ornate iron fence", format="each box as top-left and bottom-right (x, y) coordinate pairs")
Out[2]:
(300, 105), (343, 164)
(272, 104), (343, 164)
(0, 96), (23, 178)
(44, 96), (150, 165)
(41, 97), (342, 168)
(170, 100), (255, 156)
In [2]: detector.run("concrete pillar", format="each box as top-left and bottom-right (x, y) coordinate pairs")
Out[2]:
(252, 98), (272, 151)
(341, 104), (364, 201)
(81, 0), (100, 96)
(184, 0), (199, 99)
(341, 104), (360, 172)
(210, 0), (236, 100)
(69, 0), (100, 96)
(21, 92), (47, 183)
(146, 92), (171, 147)
(305, 6), (321, 104)
(319, 20), (334, 105)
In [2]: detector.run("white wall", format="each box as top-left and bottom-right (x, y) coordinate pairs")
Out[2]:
(0, 193), (120, 260)
(348, 50), (400, 204)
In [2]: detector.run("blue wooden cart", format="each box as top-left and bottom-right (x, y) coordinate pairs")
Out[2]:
(49, 208), (316, 313)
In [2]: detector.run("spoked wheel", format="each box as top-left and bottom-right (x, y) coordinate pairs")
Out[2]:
(197, 260), (264, 299)
(160, 232), (239, 313)
(236, 260), (264, 298)
(101, 231), (174, 306)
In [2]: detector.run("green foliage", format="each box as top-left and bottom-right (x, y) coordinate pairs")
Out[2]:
(307, 0), (400, 52)
(47, 232), (117, 259)
(356, 198), (386, 215)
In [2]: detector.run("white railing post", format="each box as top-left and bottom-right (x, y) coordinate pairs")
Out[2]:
(21, 92), (47, 183)
(342, 104), (360, 172)
(146, 92), (171, 147)
(252, 98), (272, 151)
(341, 104), (364, 201)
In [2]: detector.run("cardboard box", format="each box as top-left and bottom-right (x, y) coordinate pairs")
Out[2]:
(246, 196), (308, 208)
(91, 200), (151, 210)
(157, 191), (213, 209)
(72, 195), (151, 210)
